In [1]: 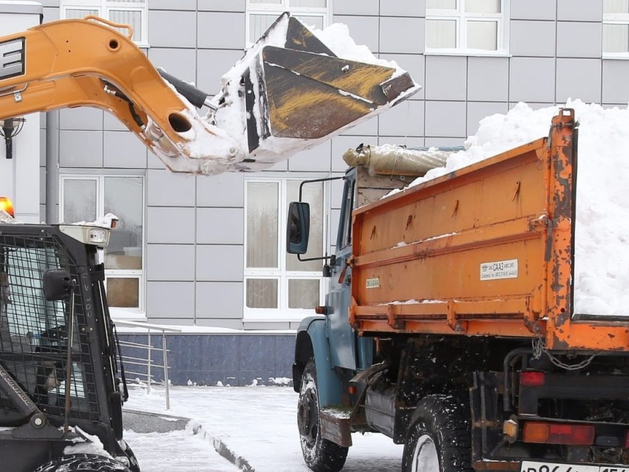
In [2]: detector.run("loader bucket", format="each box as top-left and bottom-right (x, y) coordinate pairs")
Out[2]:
(255, 45), (415, 140)
(210, 13), (419, 169)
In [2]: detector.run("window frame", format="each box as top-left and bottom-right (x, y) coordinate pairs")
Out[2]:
(603, 1), (629, 58)
(59, 174), (146, 317)
(243, 176), (331, 322)
(245, 0), (331, 46)
(60, 0), (149, 47)
(425, 0), (509, 56)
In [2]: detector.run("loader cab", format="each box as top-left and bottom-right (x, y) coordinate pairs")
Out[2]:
(0, 222), (137, 472)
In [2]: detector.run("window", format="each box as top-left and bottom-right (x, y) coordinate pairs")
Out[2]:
(246, 0), (330, 45)
(60, 0), (148, 46)
(244, 178), (328, 320)
(60, 175), (144, 312)
(425, 0), (507, 54)
(604, 0), (629, 56)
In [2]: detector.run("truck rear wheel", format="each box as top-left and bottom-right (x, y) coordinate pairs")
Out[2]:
(298, 360), (349, 472)
(33, 454), (132, 472)
(402, 395), (472, 472)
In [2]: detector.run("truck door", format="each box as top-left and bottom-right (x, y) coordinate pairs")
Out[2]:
(326, 175), (357, 370)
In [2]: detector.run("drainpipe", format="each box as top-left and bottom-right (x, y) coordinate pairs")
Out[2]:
(45, 111), (59, 224)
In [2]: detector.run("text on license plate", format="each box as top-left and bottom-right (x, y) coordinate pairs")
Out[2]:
(521, 461), (629, 472)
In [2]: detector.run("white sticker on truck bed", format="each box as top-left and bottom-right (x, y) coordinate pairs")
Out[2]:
(480, 259), (518, 281)
(366, 277), (380, 289)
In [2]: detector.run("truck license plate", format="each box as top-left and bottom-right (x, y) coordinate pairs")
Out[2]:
(521, 462), (629, 472)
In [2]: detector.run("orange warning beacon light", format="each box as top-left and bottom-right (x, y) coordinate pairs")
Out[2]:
(0, 196), (14, 217)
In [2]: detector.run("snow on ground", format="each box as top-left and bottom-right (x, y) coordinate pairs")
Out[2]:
(124, 429), (239, 472)
(388, 100), (629, 317)
(124, 385), (403, 472)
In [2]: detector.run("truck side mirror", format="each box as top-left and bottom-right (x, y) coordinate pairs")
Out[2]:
(287, 202), (310, 255)
(43, 269), (74, 301)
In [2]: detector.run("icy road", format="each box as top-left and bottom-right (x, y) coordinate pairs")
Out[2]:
(123, 385), (403, 472)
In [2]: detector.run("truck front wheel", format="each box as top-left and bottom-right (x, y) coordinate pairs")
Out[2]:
(298, 360), (348, 472)
(402, 395), (472, 472)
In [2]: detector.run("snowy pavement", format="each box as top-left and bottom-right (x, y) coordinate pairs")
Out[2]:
(124, 429), (240, 472)
(123, 385), (403, 472)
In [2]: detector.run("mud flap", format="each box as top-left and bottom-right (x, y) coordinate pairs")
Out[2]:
(320, 409), (353, 447)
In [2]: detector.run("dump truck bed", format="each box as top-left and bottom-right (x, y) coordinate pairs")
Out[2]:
(348, 109), (629, 352)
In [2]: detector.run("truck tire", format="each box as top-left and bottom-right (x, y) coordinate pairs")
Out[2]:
(298, 360), (349, 472)
(33, 454), (132, 472)
(402, 395), (472, 472)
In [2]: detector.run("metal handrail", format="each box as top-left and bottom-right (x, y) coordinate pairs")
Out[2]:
(114, 320), (181, 410)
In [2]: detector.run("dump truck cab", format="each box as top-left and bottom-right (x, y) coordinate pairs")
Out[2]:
(291, 165), (420, 471)
(0, 213), (137, 472)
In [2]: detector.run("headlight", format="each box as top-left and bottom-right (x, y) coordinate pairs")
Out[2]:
(59, 225), (111, 248)
(87, 228), (108, 244)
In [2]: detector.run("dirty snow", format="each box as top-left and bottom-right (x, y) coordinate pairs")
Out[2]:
(384, 100), (629, 317)
(124, 385), (403, 472)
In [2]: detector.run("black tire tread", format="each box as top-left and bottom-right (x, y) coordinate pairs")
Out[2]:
(33, 453), (132, 472)
(299, 360), (349, 472)
(402, 394), (473, 472)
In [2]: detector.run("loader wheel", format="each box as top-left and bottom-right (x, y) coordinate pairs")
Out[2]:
(402, 395), (473, 472)
(298, 360), (348, 472)
(33, 453), (133, 472)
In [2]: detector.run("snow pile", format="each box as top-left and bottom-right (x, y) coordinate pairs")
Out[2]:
(400, 102), (559, 187)
(70, 212), (118, 228)
(268, 377), (291, 386)
(64, 426), (112, 457)
(313, 23), (406, 76)
(395, 100), (629, 317)
(0, 210), (20, 224)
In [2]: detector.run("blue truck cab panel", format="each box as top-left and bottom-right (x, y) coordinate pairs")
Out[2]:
(293, 316), (343, 408)
(292, 169), (374, 409)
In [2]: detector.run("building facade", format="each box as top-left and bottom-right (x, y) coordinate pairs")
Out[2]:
(5, 0), (629, 384)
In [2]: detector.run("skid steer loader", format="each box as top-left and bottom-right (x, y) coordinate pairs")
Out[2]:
(0, 210), (138, 472)
(0, 10), (419, 472)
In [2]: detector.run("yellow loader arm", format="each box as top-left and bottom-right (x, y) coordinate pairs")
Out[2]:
(0, 14), (418, 174)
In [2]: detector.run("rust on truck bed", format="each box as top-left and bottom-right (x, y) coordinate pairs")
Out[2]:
(348, 109), (629, 352)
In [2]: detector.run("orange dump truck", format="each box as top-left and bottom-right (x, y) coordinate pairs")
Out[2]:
(289, 109), (629, 472)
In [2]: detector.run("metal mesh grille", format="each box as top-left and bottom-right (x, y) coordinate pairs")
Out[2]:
(0, 233), (99, 421)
